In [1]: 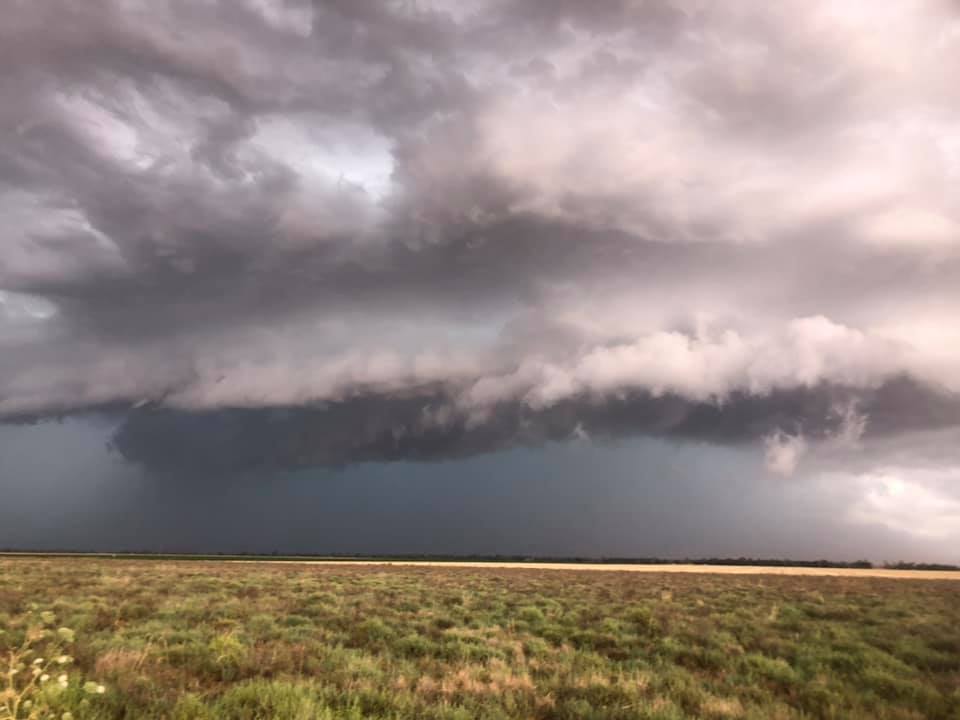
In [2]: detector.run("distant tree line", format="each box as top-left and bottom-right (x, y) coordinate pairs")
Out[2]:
(882, 561), (960, 571)
(2, 549), (957, 571)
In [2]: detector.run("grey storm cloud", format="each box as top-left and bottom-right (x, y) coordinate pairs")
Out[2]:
(107, 377), (960, 473)
(2, 0), (960, 474)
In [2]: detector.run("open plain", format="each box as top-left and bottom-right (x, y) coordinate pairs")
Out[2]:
(245, 559), (960, 581)
(2, 557), (959, 719)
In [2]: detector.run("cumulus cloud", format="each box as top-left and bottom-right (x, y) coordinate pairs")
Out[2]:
(843, 467), (960, 540)
(763, 430), (807, 477)
(1, 0), (960, 473)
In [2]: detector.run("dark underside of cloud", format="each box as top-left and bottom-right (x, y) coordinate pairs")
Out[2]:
(104, 377), (960, 474)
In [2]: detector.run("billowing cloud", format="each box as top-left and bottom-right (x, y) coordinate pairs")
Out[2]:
(2, 0), (959, 475)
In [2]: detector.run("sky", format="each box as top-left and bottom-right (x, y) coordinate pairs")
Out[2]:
(1, 0), (960, 561)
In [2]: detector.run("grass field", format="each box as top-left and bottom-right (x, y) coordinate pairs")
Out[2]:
(237, 559), (960, 580)
(1, 559), (959, 719)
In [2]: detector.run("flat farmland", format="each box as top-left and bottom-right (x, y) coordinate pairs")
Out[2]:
(1, 558), (958, 719)
(244, 559), (960, 580)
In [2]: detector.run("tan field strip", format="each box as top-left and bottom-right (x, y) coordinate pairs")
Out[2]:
(250, 560), (960, 580)
(3, 554), (957, 579)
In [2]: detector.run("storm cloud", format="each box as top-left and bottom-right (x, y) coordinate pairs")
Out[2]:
(2, 0), (960, 479)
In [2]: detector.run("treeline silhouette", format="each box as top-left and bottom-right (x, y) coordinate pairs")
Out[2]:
(1, 549), (957, 571)
(882, 561), (960, 571)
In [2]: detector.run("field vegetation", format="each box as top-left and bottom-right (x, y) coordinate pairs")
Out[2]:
(1, 559), (958, 719)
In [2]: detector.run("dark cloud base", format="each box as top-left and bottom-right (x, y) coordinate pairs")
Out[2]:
(101, 376), (960, 474)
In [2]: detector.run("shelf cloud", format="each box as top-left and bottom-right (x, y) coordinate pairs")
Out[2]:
(2, 0), (960, 476)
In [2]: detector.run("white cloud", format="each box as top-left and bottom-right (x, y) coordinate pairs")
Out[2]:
(827, 400), (868, 450)
(763, 430), (807, 477)
(844, 468), (960, 539)
(860, 206), (960, 250)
